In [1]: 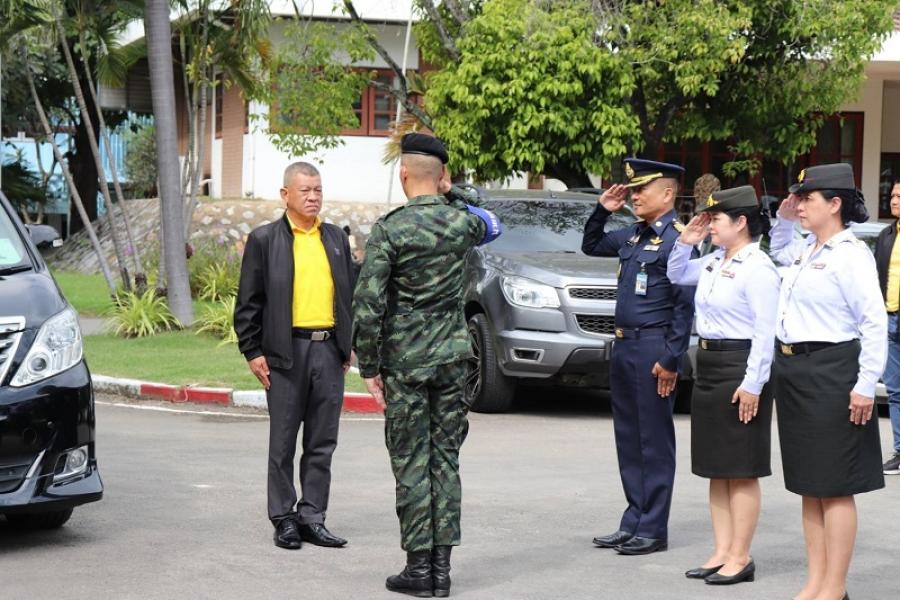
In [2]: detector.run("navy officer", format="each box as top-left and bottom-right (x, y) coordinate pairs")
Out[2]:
(582, 158), (696, 556)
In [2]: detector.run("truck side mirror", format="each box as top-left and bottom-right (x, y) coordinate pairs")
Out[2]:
(26, 224), (63, 250)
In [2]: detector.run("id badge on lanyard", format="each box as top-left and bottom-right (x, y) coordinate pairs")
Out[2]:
(635, 264), (648, 296)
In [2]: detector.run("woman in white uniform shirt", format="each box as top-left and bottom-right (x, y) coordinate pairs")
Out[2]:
(769, 163), (886, 600)
(668, 186), (780, 586)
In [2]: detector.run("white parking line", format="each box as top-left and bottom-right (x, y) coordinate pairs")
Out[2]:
(95, 400), (383, 421)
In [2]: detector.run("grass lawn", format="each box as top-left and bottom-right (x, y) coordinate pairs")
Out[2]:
(53, 270), (220, 317)
(53, 271), (114, 316)
(83, 331), (368, 393)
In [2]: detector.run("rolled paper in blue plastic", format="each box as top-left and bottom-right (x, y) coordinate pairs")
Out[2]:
(465, 205), (503, 245)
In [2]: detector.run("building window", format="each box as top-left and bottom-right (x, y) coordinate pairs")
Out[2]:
(340, 70), (413, 137)
(650, 112), (863, 211)
(880, 153), (900, 219)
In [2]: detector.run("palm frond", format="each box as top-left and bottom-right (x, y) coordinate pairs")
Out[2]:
(382, 112), (432, 165)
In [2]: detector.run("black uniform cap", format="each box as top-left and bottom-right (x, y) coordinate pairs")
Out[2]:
(789, 163), (855, 194)
(622, 158), (685, 188)
(698, 185), (759, 213)
(400, 133), (449, 164)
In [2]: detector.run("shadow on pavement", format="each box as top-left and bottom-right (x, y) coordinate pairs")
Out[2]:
(508, 385), (612, 418)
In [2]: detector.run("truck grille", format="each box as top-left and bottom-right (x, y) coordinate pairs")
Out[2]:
(575, 314), (616, 335)
(569, 287), (617, 301)
(0, 317), (25, 385)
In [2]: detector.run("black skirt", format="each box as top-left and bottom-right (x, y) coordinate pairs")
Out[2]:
(691, 346), (773, 479)
(773, 340), (885, 497)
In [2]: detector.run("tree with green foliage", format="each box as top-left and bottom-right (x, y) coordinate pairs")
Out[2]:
(424, 0), (897, 185)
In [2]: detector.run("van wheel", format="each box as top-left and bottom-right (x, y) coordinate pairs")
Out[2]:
(5, 508), (74, 530)
(674, 380), (693, 414)
(466, 313), (516, 413)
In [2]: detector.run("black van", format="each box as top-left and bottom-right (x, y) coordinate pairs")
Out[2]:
(0, 190), (102, 529)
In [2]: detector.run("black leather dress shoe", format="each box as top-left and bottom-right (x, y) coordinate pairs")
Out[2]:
(685, 565), (723, 579)
(705, 560), (755, 585)
(298, 523), (348, 548)
(273, 519), (302, 550)
(592, 530), (634, 548)
(615, 536), (668, 555)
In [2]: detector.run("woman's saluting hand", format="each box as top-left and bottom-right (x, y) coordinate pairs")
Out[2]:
(678, 213), (711, 246)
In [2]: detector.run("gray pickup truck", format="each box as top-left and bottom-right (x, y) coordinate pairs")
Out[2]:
(462, 188), (695, 413)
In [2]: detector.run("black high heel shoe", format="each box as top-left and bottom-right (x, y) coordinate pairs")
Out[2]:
(704, 560), (755, 585)
(685, 565), (723, 579)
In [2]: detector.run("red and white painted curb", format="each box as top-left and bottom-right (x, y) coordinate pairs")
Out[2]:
(91, 375), (382, 414)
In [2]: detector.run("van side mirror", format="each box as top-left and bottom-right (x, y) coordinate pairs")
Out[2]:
(26, 224), (63, 249)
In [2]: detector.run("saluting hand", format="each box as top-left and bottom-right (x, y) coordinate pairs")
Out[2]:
(365, 375), (386, 410)
(732, 387), (759, 424)
(777, 193), (801, 221)
(248, 356), (271, 390)
(599, 184), (628, 213)
(679, 213), (711, 246)
(651, 362), (677, 397)
(849, 391), (874, 426)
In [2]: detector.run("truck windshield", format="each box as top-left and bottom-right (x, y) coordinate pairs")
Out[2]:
(0, 204), (33, 273)
(481, 199), (636, 254)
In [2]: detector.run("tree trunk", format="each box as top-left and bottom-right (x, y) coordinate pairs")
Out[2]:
(55, 16), (131, 289)
(184, 77), (208, 238)
(67, 117), (99, 233)
(77, 32), (146, 287)
(146, 0), (194, 326)
(23, 52), (116, 294)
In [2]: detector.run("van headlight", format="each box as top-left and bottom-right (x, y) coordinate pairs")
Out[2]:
(500, 276), (561, 309)
(11, 308), (83, 387)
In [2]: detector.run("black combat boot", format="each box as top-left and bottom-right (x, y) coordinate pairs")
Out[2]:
(386, 550), (433, 597)
(431, 546), (452, 597)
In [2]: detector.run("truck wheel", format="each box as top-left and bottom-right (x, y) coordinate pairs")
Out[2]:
(466, 313), (516, 413)
(5, 508), (74, 530)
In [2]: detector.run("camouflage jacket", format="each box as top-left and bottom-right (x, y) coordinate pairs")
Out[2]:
(352, 190), (487, 377)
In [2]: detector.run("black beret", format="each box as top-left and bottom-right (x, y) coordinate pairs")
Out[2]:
(400, 133), (449, 164)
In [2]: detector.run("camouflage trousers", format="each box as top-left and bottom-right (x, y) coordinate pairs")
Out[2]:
(382, 361), (469, 552)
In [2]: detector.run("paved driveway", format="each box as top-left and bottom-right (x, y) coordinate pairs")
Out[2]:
(1, 392), (896, 599)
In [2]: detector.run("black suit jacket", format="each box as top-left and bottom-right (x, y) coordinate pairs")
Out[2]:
(234, 213), (356, 369)
(874, 219), (898, 302)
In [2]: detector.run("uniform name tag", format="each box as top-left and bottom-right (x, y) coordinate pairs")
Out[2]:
(635, 271), (648, 296)
(811, 262), (827, 269)
(720, 270), (736, 278)
(642, 244), (660, 252)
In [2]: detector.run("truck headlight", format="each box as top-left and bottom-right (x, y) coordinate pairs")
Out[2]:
(11, 308), (83, 387)
(500, 276), (560, 309)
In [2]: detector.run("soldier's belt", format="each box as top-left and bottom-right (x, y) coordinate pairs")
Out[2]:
(613, 326), (666, 340)
(292, 328), (333, 341)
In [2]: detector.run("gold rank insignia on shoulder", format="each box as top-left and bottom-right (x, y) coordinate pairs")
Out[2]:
(797, 168), (806, 183)
(650, 236), (663, 245)
(706, 194), (718, 208)
(625, 163), (635, 179)
(673, 221), (685, 233)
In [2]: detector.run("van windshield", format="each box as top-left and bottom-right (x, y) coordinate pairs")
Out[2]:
(0, 204), (32, 272)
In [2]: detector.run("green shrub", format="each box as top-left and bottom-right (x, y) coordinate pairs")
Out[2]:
(188, 239), (242, 298)
(123, 123), (158, 199)
(195, 295), (238, 346)
(197, 263), (239, 302)
(110, 289), (179, 338)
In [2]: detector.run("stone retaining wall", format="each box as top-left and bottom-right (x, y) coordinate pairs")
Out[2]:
(49, 198), (391, 273)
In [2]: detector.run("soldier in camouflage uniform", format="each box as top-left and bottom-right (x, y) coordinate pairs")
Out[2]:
(352, 133), (501, 598)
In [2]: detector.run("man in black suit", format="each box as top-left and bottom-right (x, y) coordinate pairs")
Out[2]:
(235, 162), (356, 550)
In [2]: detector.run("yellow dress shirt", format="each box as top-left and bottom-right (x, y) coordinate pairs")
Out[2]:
(287, 214), (335, 328)
(887, 222), (900, 312)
